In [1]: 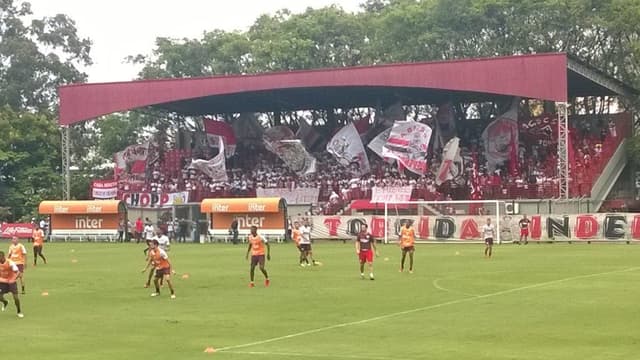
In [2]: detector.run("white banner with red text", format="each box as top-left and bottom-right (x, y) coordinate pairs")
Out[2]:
(91, 180), (118, 199)
(307, 214), (640, 242)
(256, 188), (319, 205)
(370, 186), (413, 203)
(1, 223), (34, 239)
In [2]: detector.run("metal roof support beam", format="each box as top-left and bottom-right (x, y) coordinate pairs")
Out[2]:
(567, 59), (635, 99)
(61, 126), (70, 200)
(557, 103), (569, 199)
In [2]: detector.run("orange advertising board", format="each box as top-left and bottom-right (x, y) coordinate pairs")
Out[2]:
(50, 214), (120, 231)
(40, 200), (125, 232)
(39, 200), (125, 215)
(200, 197), (284, 214)
(201, 198), (286, 232)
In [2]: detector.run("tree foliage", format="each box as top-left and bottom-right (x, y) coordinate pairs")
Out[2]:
(0, 0), (91, 220)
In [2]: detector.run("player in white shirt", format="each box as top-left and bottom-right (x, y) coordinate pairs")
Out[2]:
(299, 221), (318, 266)
(144, 224), (155, 242)
(153, 230), (170, 251)
(482, 218), (495, 258)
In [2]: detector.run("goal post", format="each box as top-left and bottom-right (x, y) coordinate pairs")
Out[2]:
(383, 200), (503, 244)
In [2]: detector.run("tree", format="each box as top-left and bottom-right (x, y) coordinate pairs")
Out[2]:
(0, 1), (92, 217)
(0, 0), (92, 111)
(0, 107), (61, 220)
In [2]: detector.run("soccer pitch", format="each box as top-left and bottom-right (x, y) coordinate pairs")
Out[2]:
(5, 241), (639, 360)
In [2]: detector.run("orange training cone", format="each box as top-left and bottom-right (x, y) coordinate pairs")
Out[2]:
(203, 347), (216, 353)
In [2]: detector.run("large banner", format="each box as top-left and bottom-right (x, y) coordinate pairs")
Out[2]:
(370, 186), (413, 203)
(122, 191), (190, 208)
(91, 180), (118, 199)
(367, 127), (392, 159)
(326, 123), (370, 175)
(256, 188), (319, 205)
(204, 118), (236, 157)
(270, 140), (317, 175)
(381, 121), (432, 175)
(263, 126), (295, 153)
(1, 223), (33, 238)
(482, 100), (519, 172)
(435, 137), (463, 185)
(309, 213), (640, 242)
(296, 119), (323, 151)
(188, 137), (228, 182)
(114, 142), (150, 176)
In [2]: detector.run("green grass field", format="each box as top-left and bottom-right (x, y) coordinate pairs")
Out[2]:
(3, 241), (639, 360)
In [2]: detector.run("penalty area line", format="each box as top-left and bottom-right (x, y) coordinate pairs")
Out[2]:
(216, 267), (639, 352)
(224, 350), (401, 360)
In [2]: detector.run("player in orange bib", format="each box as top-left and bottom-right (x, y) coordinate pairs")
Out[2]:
(32, 225), (47, 266)
(0, 251), (24, 318)
(291, 221), (305, 266)
(141, 240), (175, 299)
(8, 236), (27, 294)
(398, 220), (416, 273)
(245, 226), (270, 287)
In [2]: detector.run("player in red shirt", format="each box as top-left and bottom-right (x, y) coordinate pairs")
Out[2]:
(518, 215), (531, 245)
(355, 224), (378, 280)
(245, 226), (271, 287)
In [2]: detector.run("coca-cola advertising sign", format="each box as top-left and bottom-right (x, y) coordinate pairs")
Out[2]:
(1, 223), (34, 238)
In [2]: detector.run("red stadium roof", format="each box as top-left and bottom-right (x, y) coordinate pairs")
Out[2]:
(58, 53), (635, 126)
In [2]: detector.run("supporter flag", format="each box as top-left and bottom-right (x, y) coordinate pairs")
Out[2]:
(381, 121), (432, 175)
(204, 118), (236, 158)
(296, 119), (323, 151)
(326, 123), (370, 175)
(470, 151), (482, 199)
(436, 137), (461, 185)
(434, 102), (457, 150)
(232, 113), (264, 141)
(114, 142), (150, 176)
(482, 98), (519, 172)
(271, 139), (317, 175)
(188, 137), (228, 182)
(354, 115), (371, 139)
(263, 126), (296, 153)
(509, 127), (519, 177)
(367, 127), (392, 159)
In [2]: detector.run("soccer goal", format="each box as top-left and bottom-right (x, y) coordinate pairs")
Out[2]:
(382, 200), (503, 244)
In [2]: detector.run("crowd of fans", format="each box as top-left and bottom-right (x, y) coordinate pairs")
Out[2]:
(115, 115), (628, 215)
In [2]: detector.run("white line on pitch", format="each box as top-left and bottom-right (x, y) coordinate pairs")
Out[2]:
(216, 267), (639, 352)
(432, 277), (479, 297)
(224, 350), (400, 360)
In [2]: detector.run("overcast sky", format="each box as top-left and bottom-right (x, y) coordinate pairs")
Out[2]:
(27, 0), (363, 83)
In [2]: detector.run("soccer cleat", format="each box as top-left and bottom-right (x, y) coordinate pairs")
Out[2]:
(300, 263), (306, 267)
(150, 292), (160, 297)
(1, 300), (7, 312)
(17, 313), (24, 318)
(249, 282), (255, 288)
(409, 270), (413, 274)
(265, 279), (270, 287)
(369, 273), (375, 280)
(360, 273), (365, 279)
(144, 283), (150, 288)
(170, 294), (176, 299)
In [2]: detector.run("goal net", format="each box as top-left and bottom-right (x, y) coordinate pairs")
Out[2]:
(382, 200), (505, 244)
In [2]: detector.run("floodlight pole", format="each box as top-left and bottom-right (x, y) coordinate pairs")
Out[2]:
(557, 102), (569, 199)
(61, 126), (70, 200)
